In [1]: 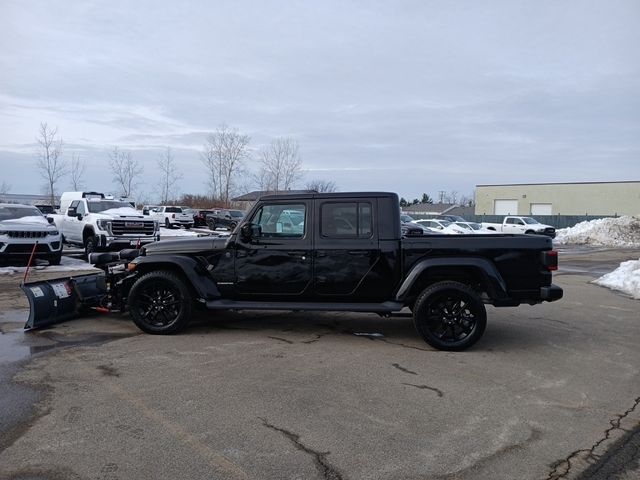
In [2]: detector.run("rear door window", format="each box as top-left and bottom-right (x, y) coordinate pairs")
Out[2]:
(321, 202), (372, 238)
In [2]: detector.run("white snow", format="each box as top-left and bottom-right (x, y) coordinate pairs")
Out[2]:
(554, 216), (640, 247)
(0, 256), (97, 276)
(594, 258), (640, 299)
(99, 207), (143, 216)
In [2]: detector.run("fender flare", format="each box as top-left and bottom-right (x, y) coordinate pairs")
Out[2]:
(132, 255), (221, 300)
(394, 257), (508, 301)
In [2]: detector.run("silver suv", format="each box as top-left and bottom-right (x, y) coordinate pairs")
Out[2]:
(0, 203), (63, 265)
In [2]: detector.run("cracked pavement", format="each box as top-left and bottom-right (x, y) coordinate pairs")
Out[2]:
(0, 246), (639, 479)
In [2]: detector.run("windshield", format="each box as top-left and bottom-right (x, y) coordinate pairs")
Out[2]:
(439, 220), (452, 227)
(0, 205), (43, 221)
(400, 214), (414, 222)
(468, 223), (482, 230)
(229, 210), (244, 218)
(522, 217), (539, 224)
(87, 200), (131, 213)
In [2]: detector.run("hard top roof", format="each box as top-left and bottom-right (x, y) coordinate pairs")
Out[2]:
(257, 191), (397, 201)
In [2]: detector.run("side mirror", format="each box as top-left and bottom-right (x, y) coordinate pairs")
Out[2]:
(240, 223), (261, 242)
(76, 213), (83, 220)
(47, 217), (54, 224)
(67, 208), (76, 217)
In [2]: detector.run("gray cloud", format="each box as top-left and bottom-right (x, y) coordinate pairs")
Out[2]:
(1, 0), (639, 200)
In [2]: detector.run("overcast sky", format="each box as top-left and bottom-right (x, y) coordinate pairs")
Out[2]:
(1, 0), (639, 202)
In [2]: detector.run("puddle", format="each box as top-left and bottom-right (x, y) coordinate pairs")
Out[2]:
(0, 310), (133, 365)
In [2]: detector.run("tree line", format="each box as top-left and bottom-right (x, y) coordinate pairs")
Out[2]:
(33, 122), (337, 207)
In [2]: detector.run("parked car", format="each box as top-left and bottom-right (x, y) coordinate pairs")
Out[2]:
(437, 214), (467, 223)
(186, 209), (215, 227)
(482, 216), (556, 238)
(206, 209), (245, 231)
(454, 222), (496, 234)
(54, 191), (159, 257)
(142, 205), (158, 215)
(150, 206), (194, 229)
(414, 219), (467, 234)
(0, 203), (62, 265)
(25, 192), (563, 352)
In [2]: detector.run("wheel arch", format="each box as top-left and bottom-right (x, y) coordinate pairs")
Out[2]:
(132, 255), (221, 301)
(395, 257), (508, 304)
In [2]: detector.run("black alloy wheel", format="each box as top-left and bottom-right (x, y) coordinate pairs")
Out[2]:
(413, 281), (486, 351)
(128, 271), (192, 334)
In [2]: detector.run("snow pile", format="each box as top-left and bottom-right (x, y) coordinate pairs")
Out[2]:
(0, 256), (96, 276)
(594, 258), (640, 299)
(555, 216), (640, 247)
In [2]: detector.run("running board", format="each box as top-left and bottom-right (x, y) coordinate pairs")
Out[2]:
(204, 299), (404, 313)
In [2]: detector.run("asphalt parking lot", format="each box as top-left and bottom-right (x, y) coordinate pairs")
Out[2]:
(0, 246), (638, 480)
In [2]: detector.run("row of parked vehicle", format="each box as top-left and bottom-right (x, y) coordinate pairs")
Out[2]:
(141, 205), (246, 231)
(400, 213), (556, 238)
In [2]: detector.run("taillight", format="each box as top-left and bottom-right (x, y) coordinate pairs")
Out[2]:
(543, 250), (558, 271)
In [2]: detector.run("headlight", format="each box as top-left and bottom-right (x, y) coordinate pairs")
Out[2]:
(97, 219), (111, 231)
(48, 230), (59, 235)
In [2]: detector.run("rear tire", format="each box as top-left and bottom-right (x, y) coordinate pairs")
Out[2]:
(165, 218), (173, 229)
(207, 219), (216, 231)
(413, 281), (486, 351)
(128, 271), (193, 334)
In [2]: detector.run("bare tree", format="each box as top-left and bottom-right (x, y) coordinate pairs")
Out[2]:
(157, 147), (183, 204)
(459, 191), (476, 207)
(108, 147), (143, 198)
(259, 137), (303, 193)
(305, 179), (337, 193)
(0, 181), (10, 195)
(36, 123), (67, 207)
(69, 153), (86, 191)
(202, 124), (250, 205)
(443, 190), (459, 204)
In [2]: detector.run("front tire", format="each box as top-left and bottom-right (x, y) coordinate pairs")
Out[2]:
(49, 252), (62, 265)
(165, 218), (173, 229)
(207, 219), (216, 231)
(128, 271), (193, 334)
(413, 281), (487, 351)
(84, 236), (97, 259)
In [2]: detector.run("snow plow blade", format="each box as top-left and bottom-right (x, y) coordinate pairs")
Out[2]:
(21, 273), (107, 330)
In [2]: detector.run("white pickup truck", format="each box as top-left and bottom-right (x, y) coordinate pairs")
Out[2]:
(482, 216), (556, 238)
(54, 191), (160, 256)
(149, 206), (194, 229)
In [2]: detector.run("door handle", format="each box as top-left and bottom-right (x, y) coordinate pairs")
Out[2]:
(348, 250), (369, 256)
(287, 251), (307, 260)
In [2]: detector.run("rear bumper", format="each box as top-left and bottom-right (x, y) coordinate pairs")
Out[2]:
(540, 284), (563, 302)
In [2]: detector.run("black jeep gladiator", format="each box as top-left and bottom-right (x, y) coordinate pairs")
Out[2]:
(23, 192), (562, 351)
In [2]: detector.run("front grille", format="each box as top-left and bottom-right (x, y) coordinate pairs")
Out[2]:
(6, 231), (49, 238)
(5, 244), (50, 253)
(111, 220), (155, 236)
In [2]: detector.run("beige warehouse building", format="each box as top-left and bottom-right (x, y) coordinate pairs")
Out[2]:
(475, 181), (640, 216)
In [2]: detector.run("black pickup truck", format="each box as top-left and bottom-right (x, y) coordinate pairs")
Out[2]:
(22, 192), (562, 351)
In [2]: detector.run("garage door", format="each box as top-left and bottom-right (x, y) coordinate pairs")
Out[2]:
(494, 199), (518, 215)
(530, 203), (552, 215)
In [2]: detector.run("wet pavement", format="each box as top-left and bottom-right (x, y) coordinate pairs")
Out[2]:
(0, 245), (638, 479)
